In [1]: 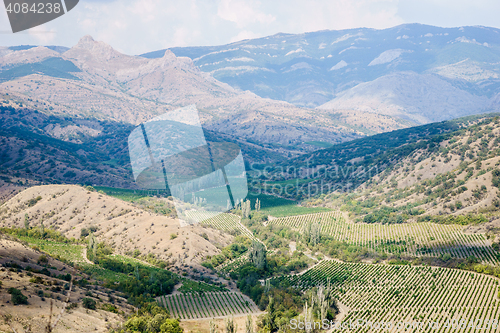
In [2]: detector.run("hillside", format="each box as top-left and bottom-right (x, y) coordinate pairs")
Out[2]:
(151, 24), (500, 122)
(0, 36), (375, 147)
(261, 113), (500, 236)
(0, 185), (233, 269)
(5, 24), (500, 333)
(0, 235), (133, 333)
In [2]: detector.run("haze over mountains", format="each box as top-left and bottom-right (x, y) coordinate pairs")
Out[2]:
(0, 36), (372, 149)
(144, 24), (500, 124)
(1, 23), (500, 172)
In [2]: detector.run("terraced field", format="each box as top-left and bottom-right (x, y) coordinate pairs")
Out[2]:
(184, 211), (260, 242)
(268, 212), (499, 264)
(275, 260), (500, 332)
(156, 291), (260, 319)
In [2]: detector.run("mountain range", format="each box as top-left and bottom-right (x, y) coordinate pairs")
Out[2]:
(143, 24), (500, 123)
(0, 36), (373, 150)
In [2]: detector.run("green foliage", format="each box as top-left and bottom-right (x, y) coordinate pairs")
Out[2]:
(88, 258), (177, 306)
(417, 214), (488, 225)
(0, 227), (76, 244)
(8, 288), (28, 305)
(24, 213), (29, 229)
(112, 303), (183, 333)
(82, 297), (96, 310)
(248, 241), (267, 270)
(177, 278), (227, 293)
(246, 193), (331, 217)
(80, 225), (98, 238)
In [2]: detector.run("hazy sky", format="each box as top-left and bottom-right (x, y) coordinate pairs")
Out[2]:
(1, 0), (500, 55)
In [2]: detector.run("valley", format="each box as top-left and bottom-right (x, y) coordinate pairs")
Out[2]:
(2, 23), (500, 333)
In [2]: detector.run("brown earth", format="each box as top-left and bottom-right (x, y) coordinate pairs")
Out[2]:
(0, 236), (133, 333)
(0, 185), (233, 271)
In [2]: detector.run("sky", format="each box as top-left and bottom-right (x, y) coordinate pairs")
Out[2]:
(1, 0), (500, 55)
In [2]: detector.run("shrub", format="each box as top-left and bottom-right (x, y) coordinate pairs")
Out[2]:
(82, 297), (97, 310)
(38, 255), (48, 264)
(102, 303), (118, 313)
(170, 233), (177, 240)
(8, 288), (28, 305)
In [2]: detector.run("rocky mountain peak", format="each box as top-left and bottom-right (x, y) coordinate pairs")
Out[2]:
(66, 35), (124, 63)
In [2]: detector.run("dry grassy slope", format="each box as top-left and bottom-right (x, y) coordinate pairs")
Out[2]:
(0, 185), (232, 269)
(0, 37), (409, 144)
(0, 236), (132, 333)
(356, 120), (500, 219)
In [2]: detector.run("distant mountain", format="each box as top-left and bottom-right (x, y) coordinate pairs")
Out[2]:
(143, 24), (500, 122)
(0, 36), (384, 148)
(318, 71), (491, 123)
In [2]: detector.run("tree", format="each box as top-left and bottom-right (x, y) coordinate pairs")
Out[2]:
(8, 288), (28, 305)
(267, 296), (277, 333)
(317, 280), (333, 321)
(40, 220), (45, 237)
(304, 298), (314, 333)
(24, 213), (30, 229)
(255, 199), (261, 211)
(242, 199), (251, 219)
(82, 297), (96, 310)
(87, 231), (97, 262)
(310, 222), (321, 246)
(248, 241), (266, 270)
(303, 222), (312, 244)
(123, 303), (183, 333)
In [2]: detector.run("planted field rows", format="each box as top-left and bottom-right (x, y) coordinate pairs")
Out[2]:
(268, 212), (499, 265)
(275, 260), (500, 333)
(156, 291), (259, 319)
(218, 255), (249, 275)
(184, 211), (259, 242)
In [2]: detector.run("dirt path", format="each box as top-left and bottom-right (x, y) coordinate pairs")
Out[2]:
(325, 302), (350, 333)
(81, 247), (94, 265)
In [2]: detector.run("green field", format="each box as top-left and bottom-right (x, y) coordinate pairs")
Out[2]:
(94, 185), (329, 217)
(247, 193), (331, 217)
(178, 278), (227, 293)
(156, 291), (259, 319)
(15, 235), (86, 264)
(268, 211), (500, 265)
(275, 260), (500, 332)
(94, 186), (168, 202)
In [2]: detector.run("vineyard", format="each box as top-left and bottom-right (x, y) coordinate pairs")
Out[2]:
(268, 212), (499, 264)
(184, 211), (260, 242)
(275, 260), (500, 332)
(156, 291), (260, 319)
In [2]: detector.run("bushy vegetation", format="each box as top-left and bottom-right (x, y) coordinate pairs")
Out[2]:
(82, 297), (96, 310)
(111, 303), (183, 333)
(8, 287), (28, 305)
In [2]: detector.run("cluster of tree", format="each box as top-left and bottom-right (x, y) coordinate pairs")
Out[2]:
(84, 257), (178, 307)
(110, 303), (183, 333)
(202, 236), (251, 269)
(303, 222), (321, 246)
(240, 199), (252, 219)
(417, 214), (488, 225)
(257, 280), (338, 333)
(8, 287), (28, 305)
(0, 227), (77, 244)
(248, 241), (267, 270)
